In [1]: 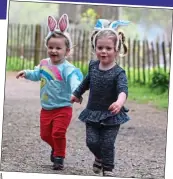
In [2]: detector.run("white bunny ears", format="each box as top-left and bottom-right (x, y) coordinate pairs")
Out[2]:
(92, 19), (130, 51)
(45, 14), (72, 49)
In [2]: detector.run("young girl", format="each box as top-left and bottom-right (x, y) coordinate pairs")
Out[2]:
(71, 19), (130, 177)
(16, 14), (83, 170)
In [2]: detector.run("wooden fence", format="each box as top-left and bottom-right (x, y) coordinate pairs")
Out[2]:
(7, 24), (171, 84)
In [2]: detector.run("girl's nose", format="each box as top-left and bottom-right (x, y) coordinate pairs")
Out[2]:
(52, 48), (56, 53)
(102, 48), (106, 53)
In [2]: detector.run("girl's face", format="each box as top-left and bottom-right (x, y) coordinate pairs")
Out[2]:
(95, 37), (118, 65)
(47, 37), (70, 65)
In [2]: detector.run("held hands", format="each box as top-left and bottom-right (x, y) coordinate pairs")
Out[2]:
(16, 71), (25, 79)
(71, 95), (83, 104)
(108, 101), (123, 114)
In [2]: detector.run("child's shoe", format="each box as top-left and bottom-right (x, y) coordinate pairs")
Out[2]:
(93, 158), (102, 174)
(103, 170), (114, 177)
(53, 157), (64, 170)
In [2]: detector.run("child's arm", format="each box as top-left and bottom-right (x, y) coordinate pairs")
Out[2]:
(109, 70), (128, 114)
(73, 73), (90, 97)
(70, 60), (95, 103)
(69, 73), (83, 103)
(69, 71), (83, 93)
(16, 65), (41, 81)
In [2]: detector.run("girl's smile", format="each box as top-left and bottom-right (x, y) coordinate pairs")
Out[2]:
(95, 37), (117, 65)
(47, 37), (70, 65)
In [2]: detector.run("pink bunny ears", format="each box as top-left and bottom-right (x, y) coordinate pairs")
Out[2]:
(48, 14), (69, 33)
(45, 14), (72, 49)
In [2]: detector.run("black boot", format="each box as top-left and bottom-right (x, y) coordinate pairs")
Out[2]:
(53, 157), (64, 170)
(93, 158), (102, 174)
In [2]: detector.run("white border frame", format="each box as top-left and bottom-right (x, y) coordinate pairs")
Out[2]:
(0, 1), (172, 179)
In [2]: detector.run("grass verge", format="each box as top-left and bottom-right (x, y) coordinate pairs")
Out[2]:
(128, 84), (168, 109)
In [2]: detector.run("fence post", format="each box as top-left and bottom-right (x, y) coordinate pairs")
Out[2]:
(146, 40), (150, 83)
(34, 24), (41, 66)
(81, 30), (85, 71)
(127, 38), (131, 83)
(162, 41), (167, 73)
(137, 40), (140, 83)
(156, 41), (160, 71)
(151, 42), (156, 72)
(132, 40), (136, 83)
(169, 41), (171, 68)
(142, 40), (146, 84)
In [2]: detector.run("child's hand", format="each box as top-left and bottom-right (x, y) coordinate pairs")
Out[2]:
(71, 95), (81, 104)
(16, 71), (25, 79)
(108, 101), (123, 114)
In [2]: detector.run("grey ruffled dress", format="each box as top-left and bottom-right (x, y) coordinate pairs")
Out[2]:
(73, 60), (130, 126)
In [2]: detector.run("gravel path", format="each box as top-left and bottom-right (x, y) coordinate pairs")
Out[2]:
(0, 72), (168, 179)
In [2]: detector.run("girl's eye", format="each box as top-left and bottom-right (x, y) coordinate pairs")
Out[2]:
(48, 46), (53, 49)
(56, 47), (61, 50)
(97, 47), (103, 50)
(107, 47), (112, 50)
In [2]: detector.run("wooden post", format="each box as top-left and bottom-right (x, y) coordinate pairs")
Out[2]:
(127, 38), (131, 83)
(132, 40), (136, 83)
(81, 30), (85, 71)
(142, 40), (146, 84)
(34, 24), (41, 66)
(156, 41), (160, 71)
(151, 42), (155, 72)
(146, 40), (151, 83)
(22, 25), (27, 69)
(162, 41), (167, 73)
(137, 40), (140, 82)
(169, 41), (171, 68)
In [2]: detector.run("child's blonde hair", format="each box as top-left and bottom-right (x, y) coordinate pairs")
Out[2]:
(94, 30), (128, 56)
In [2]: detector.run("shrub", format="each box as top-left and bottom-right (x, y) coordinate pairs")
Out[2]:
(150, 71), (169, 93)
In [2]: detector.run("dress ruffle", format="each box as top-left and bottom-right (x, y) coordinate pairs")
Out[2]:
(79, 106), (130, 126)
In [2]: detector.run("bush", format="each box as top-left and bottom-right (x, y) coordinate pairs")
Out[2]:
(150, 71), (169, 93)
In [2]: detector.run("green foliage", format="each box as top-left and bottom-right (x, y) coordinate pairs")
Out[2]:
(150, 71), (169, 93)
(79, 8), (99, 30)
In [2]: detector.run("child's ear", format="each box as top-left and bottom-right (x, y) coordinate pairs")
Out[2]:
(65, 48), (70, 56)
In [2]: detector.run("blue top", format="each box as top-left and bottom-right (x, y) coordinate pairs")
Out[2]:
(73, 60), (130, 126)
(24, 58), (83, 110)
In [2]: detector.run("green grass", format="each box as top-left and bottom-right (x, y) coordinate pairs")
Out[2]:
(128, 84), (169, 109)
(6, 57), (170, 79)
(6, 56), (169, 109)
(6, 57), (90, 75)
(6, 57), (34, 71)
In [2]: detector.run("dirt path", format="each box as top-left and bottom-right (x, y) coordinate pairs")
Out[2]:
(0, 72), (168, 179)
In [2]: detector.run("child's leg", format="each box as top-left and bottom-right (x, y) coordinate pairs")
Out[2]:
(52, 107), (72, 169)
(100, 125), (120, 175)
(86, 122), (101, 159)
(86, 123), (102, 173)
(40, 108), (54, 149)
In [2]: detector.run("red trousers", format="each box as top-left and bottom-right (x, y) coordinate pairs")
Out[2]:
(40, 107), (72, 158)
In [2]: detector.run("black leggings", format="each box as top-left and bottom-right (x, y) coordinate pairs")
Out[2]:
(86, 122), (120, 170)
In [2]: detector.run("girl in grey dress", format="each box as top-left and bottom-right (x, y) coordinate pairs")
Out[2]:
(71, 19), (130, 177)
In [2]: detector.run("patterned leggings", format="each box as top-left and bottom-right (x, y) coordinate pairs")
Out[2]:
(86, 122), (120, 170)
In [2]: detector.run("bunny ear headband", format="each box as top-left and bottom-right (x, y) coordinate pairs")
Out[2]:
(91, 19), (111, 39)
(45, 14), (72, 49)
(92, 19), (130, 51)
